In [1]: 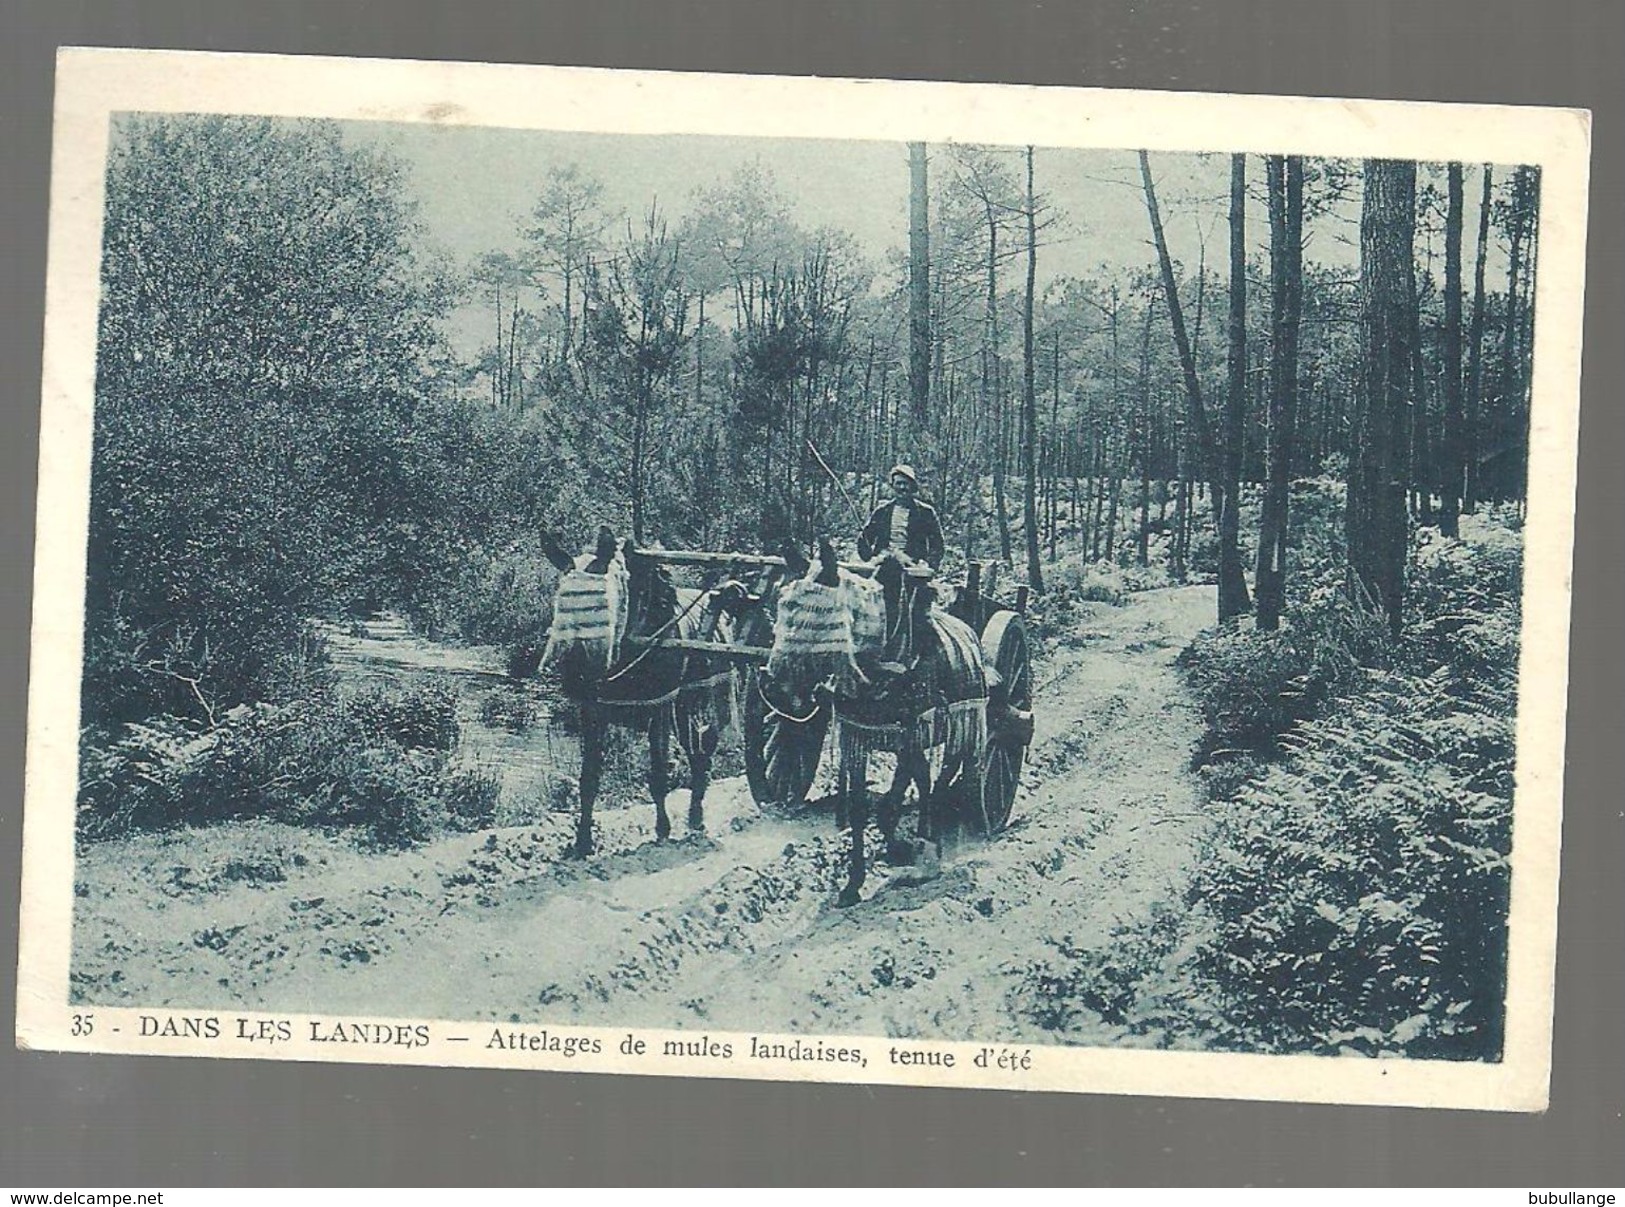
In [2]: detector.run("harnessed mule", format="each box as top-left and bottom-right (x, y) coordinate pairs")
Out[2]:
(766, 540), (989, 907)
(540, 528), (737, 859)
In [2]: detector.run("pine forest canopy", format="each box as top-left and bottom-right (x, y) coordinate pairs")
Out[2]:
(85, 112), (1542, 727)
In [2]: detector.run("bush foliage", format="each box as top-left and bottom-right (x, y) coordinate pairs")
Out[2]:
(78, 685), (495, 849)
(1173, 516), (1523, 1059)
(83, 115), (583, 733)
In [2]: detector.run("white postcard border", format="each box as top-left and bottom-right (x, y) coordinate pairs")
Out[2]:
(17, 48), (1593, 1112)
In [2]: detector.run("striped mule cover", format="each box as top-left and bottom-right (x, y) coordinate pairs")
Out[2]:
(542, 552), (629, 674)
(767, 575), (851, 683)
(840, 570), (887, 657)
(767, 568), (888, 684)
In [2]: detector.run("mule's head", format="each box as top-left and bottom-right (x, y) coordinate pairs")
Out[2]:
(540, 525), (633, 697)
(871, 549), (905, 596)
(765, 536), (854, 702)
(619, 537), (679, 643)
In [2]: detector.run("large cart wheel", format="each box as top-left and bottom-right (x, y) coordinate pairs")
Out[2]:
(976, 610), (1035, 834)
(742, 667), (830, 807)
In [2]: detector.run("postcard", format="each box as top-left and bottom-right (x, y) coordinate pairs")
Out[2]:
(17, 48), (1590, 1110)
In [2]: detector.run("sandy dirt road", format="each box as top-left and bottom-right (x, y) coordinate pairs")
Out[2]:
(71, 585), (1218, 1048)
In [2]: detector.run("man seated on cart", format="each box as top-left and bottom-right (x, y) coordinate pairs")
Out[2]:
(858, 463), (945, 570)
(857, 464), (945, 672)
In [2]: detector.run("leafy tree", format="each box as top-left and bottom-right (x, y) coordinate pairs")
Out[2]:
(98, 115), (448, 402)
(576, 206), (692, 544)
(86, 115), (465, 725)
(522, 164), (610, 373)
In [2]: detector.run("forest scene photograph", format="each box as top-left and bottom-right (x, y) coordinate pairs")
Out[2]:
(57, 103), (1546, 1071)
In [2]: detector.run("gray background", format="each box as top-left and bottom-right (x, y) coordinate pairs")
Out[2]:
(2, 0), (1620, 1187)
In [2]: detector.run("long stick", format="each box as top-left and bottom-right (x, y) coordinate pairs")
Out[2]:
(634, 548), (873, 574)
(806, 437), (866, 527)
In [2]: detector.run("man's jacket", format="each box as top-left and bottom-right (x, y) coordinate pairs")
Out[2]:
(858, 499), (946, 568)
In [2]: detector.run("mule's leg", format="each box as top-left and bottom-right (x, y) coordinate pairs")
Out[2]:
(649, 707), (673, 841)
(930, 744), (964, 844)
(833, 751), (848, 831)
(838, 749), (868, 908)
(908, 739), (942, 877)
(572, 703), (603, 859)
(877, 756), (914, 866)
(685, 707), (720, 834)
(876, 752), (908, 845)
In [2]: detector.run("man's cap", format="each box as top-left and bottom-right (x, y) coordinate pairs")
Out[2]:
(889, 464), (918, 485)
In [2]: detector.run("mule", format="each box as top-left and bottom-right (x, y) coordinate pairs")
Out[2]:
(767, 539), (989, 906)
(539, 528), (737, 859)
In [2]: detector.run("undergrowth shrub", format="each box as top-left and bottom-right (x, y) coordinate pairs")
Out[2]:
(1404, 522), (1523, 696)
(77, 683), (487, 847)
(438, 765), (502, 832)
(478, 682), (541, 732)
(1185, 532), (1221, 579)
(1117, 562), (1175, 593)
(1179, 575), (1387, 763)
(1170, 513), (1524, 1060)
(1021, 908), (1186, 1033)
(419, 537), (561, 648)
(346, 682), (459, 751)
(1048, 556), (1129, 607)
(1046, 554), (1176, 619)
(339, 748), (443, 849)
(1189, 670), (1513, 1058)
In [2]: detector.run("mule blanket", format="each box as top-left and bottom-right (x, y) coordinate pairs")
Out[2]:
(543, 552), (630, 673)
(767, 568), (887, 683)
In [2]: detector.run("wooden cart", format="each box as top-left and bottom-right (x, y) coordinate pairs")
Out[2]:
(625, 550), (1034, 835)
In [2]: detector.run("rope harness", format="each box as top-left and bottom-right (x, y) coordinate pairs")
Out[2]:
(602, 583), (715, 685)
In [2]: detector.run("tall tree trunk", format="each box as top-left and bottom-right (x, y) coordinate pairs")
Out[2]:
(982, 201), (1013, 567)
(1219, 153), (1253, 620)
(1515, 168), (1540, 506)
(631, 374), (648, 545)
(1139, 152), (1227, 592)
(492, 278), (505, 408)
(1172, 452), (1190, 580)
(1049, 332), (1061, 561)
(1022, 147), (1044, 591)
(1492, 169), (1528, 507)
(694, 293), (706, 410)
(1137, 294), (1155, 567)
(909, 143), (931, 427)
(994, 366), (1014, 565)
(1348, 159), (1416, 637)
(561, 260), (574, 370)
(1255, 155), (1303, 632)
(1464, 165), (1493, 513)
(1440, 164), (1465, 536)
(1410, 259), (1435, 525)
(506, 295), (520, 409)
(1104, 427), (1120, 562)
(1103, 287), (1122, 560)
(1086, 409), (1103, 560)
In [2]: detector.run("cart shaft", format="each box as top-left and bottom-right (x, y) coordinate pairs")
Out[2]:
(624, 636), (770, 661)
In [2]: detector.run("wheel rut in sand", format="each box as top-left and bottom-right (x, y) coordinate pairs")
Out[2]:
(72, 585), (1220, 1046)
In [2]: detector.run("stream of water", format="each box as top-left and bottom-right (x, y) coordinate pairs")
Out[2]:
(320, 615), (586, 818)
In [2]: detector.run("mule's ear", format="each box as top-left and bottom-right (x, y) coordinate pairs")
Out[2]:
(538, 530), (576, 572)
(814, 537), (840, 586)
(779, 538), (810, 578)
